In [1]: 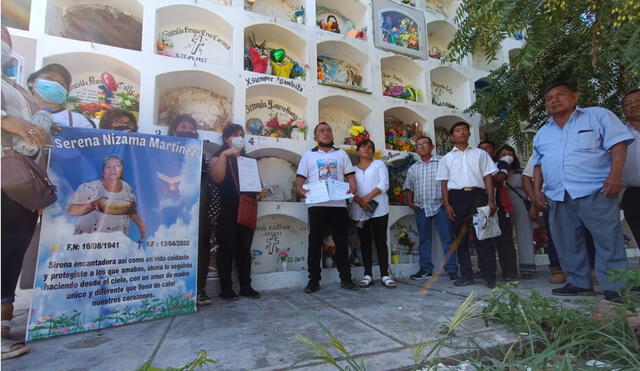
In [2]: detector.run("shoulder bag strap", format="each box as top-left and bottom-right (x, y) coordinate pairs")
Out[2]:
(68, 110), (73, 127)
(505, 182), (528, 203)
(227, 157), (240, 194)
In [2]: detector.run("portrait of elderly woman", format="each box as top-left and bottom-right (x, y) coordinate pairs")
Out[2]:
(68, 155), (146, 238)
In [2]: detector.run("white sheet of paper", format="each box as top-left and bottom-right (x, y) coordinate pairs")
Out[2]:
(327, 179), (354, 200)
(303, 181), (331, 204)
(237, 156), (262, 192)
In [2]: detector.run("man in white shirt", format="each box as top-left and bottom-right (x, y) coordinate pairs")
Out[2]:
(403, 136), (458, 281)
(622, 89), (640, 255)
(436, 122), (499, 288)
(296, 122), (358, 293)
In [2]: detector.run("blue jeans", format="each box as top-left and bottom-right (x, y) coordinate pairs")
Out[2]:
(415, 206), (457, 273)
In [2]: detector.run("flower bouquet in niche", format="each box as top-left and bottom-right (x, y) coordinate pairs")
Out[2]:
(396, 226), (416, 254)
(345, 122), (369, 145)
(277, 248), (290, 271)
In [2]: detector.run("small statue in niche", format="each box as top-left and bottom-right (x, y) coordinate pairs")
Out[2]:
(346, 68), (362, 87)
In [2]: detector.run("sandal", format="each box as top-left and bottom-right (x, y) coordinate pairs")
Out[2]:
(381, 276), (397, 288)
(359, 275), (374, 287)
(1, 338), (30, 360)
(1, 321), (11, 338)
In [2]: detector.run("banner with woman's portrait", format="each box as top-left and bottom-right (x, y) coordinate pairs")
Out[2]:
(27, 127), (202, 341)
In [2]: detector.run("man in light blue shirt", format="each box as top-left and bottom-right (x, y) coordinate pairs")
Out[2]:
(532, 82), (634, 302)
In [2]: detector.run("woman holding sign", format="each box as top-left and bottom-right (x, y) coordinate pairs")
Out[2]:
(68, 154), (146, 239)
(210, 124), (266, 301)
(350, 140), (395, 288)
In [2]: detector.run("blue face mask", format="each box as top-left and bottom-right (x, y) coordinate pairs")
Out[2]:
(34, 79), (68, 105)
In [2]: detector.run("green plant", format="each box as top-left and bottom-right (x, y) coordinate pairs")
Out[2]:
(444, 0), (640, 151)
(135, 350), (217, 371)
(287, 301), (366, 370)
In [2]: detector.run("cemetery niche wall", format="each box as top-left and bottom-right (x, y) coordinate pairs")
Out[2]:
(9, 0), (504, 292)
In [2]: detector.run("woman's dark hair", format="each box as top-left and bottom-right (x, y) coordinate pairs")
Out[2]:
(497, 145), (521, 170)
(102, 154), (124, 180)
(99, 108), (138, 132)
(167, 114), (197, 137)
(27, 63), (72, 89)
(356, 139), (375, 153)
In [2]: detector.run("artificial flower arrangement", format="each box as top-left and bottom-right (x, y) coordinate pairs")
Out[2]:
(396, 226), (416, 253)
(246, 114), (307, 139)
(387, 154), (417, 205)
(155, 34), (176, 57)
(382, 84), (423, 102)
(70, 72), (140, 120)
(384, 117), (422, 152)
(245, 33), (308, 80)
(344, 123), (370, 145)
(277, 248), (290, 262)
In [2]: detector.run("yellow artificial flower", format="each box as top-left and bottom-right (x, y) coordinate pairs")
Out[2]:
(270, 132), (280, 138)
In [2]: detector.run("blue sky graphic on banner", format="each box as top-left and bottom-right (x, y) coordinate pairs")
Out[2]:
(27, 127), (202, 341)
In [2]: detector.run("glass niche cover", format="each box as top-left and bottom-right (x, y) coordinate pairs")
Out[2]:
(372, 0), (426, 59)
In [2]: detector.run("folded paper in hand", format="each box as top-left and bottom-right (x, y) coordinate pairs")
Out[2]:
(303, 179), (353, 204)
(473, 206), (501, 240)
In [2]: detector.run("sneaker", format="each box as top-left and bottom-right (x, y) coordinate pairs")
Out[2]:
(219, 291), (239, 301)
(304, 281), (320, 293)
(447, 272), (459, 280)
(196, 291), (213, 306)
(239, 287), (261, 299)
(603, 291), (623, 304)
(340, 280), (359, 291)
(486, 280), (497, 289)
(454, 278), (474, 286)
(410, 270), (432, 280)
(552, 284), (595, 296)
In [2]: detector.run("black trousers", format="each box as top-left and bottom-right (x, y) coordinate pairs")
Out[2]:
(356, 214), (389, 277)
(216, 208), (254, 294)
(449, 189), (496, 282)
(308, 207), (352, 282)
(622, 187), (640, 252)
(494, 209), (518, 278)
(1, 191), (38, 303)
(197, 180), (213, 292)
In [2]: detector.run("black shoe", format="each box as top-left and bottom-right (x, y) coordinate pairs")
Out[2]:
(604, 290), (623, 303)
(447, 272), (459, 280)
(552, 284), (595, 296)
(410, 269), (433, 280)
(340, 280), (359, 291)
(239, 287), (261, 299)
(486, 280), (497, 289)
(196, 290), (213, 306)
(304, 281), (320, 293)
(473, 271), (483, 279)
(454, 278), (474, 286)
(219, 291), (239, 301)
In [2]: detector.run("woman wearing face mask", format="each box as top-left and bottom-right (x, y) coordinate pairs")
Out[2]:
(1, 25), (47, 360)
(497, 145), (536, 279)
(27, 64), (95, 128)
(99, 108), (138, 132)
(210, 124), (266, 301)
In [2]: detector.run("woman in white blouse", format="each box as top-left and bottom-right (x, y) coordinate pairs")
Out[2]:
(351, 140), (396, 288)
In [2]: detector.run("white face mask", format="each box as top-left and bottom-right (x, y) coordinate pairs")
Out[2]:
(500, 155), (514, 165)
(230, 136), (245, 151)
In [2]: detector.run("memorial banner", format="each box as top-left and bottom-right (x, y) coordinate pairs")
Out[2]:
(27, 127), (202, 340)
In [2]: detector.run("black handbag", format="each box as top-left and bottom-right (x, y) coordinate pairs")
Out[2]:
(1, 145), (57, 210)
